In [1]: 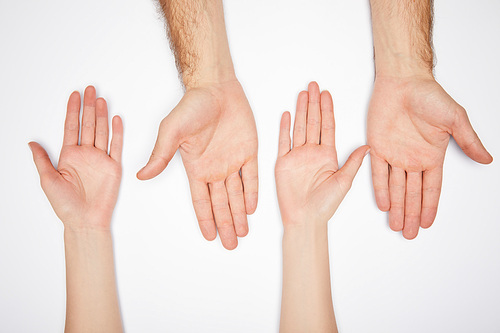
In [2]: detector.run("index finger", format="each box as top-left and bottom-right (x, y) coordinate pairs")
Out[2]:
(63, 91), (81, 146)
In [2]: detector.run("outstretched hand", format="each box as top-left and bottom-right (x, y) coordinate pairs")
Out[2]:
(275, 82), (370, 228)
(29, 86), (123, 231)
(137, 80), (258, 250)
(368, 76), (492, 239)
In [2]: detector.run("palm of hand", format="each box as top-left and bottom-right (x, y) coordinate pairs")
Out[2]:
(368, 79), (453, 172)
(138, 80), (258, 250)
(275, 82), (369, 229)
(368, 77), (492, 238)
(176, 83), (258, 184)
(46, 146), (121, 228)
(276, 144), (341, 226)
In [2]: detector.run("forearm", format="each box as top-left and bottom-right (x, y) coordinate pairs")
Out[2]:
(159, 0), (236, 88)
(280, 223), (337, 333)
(370, 0), (434, 78)
(64, 227), (123, 333)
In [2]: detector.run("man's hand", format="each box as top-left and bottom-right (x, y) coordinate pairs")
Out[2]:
(276, 82), (369, 228)
(29, 86), (123, 231)
(137, 80), (258, 250)
(368, 76), (492, 239)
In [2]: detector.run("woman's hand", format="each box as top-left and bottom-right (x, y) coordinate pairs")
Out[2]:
(29, 86), (123, 231)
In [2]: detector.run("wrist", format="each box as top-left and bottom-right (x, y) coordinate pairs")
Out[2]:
(283, 222), (329, 252)
(183, 65), (237, 89)
(64, 227), (112, 239)
(375, 56), (434, 79)
(63, 218), (113, 236)
(283, 219), (328, 238)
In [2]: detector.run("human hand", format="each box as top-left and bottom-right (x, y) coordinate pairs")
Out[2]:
(368, 76), (492, 239)
(29, 86), (123, 231)
(275, 82), (370, 228)
(137, 80), (258, 250)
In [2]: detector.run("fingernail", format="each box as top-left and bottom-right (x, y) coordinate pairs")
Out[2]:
(364, 148), (371, 156)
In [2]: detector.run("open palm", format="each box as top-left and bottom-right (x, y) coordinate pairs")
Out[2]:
(30, 86), (123, 231)
(368, 77), (492, 239)
(137, 80), (258, 250)
(276, 82), (369, 227)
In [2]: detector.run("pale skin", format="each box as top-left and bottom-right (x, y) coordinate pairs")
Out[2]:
(368, 0), (493, 239)
(29, 86), (124, 333)
(276, 82), (370, 333)
(137, 0), (258, 250)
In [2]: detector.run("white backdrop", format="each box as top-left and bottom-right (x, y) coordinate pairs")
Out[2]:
(1, 1), (499, 332)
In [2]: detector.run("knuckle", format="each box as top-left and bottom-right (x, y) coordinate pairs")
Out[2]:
(193, 198), (211, 206)
(217, 219), (233, 228)
(307, 118), (320, 126)
(82, 121), (95, 129)
(197, 217), (214, 224)
(406, 191), (421, 198)
(294, 125), (305, 133)
(212, 202), (228, 211)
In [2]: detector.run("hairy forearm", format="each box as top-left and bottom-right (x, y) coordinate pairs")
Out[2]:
(280, 223), (337, 333)
(158, 0), (236, 88)
(370, 0), (434, 78)
(64, 228), (123, 333)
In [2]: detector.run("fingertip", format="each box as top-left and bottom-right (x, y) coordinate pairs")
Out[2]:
(112, 116), (124, 138)
(375, 196), (391, 212)
(281, 111), (291, 125)
(201, 224), (217, 241)
(28, 141), (43, 152)
(136, 169), (145, 180)
(84, 86), (96, 102)
(112, 115), (122, 123)
(298, 90), (308, 100)
(70, 91), (80, 100)
(421, 208), (437, 229)
(389, 211), (404, 231)
(389, 223), (403, 232)
(136, 166), (155, 181)
(223, 240), (238, 251)
(236, 225), (249, 238)
(67, 91), (81, 110)
(85, 85), (96, 94)
(308, 81), (320, 101)
(204, 233), (217, 242)
(245, 194), (258, 215)
(481, 151), (493, 164)
(308, 81), (319, 90)
(402, 229), (419, 240)
(96, 97), (107, 107)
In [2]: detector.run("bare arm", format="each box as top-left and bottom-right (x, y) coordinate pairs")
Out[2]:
(159, 0), (235, 87)
(29, 87), (124, 332)
(281, 225), (337, 333)
(367, 0), (492, 239)
(64, 229), (122, 333)
(370, 0), (434, 78)
(276, 82), (369, 332)
(138, 0), (258, 250)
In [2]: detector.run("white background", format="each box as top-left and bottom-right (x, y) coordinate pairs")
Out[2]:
(1, 1), (499, 332)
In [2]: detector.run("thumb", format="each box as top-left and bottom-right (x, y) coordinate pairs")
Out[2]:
(137, 114), (181, 180)
(336, 145), (370, 193)
(28, 142), (59, 188)
(451, 107), (493, 164)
